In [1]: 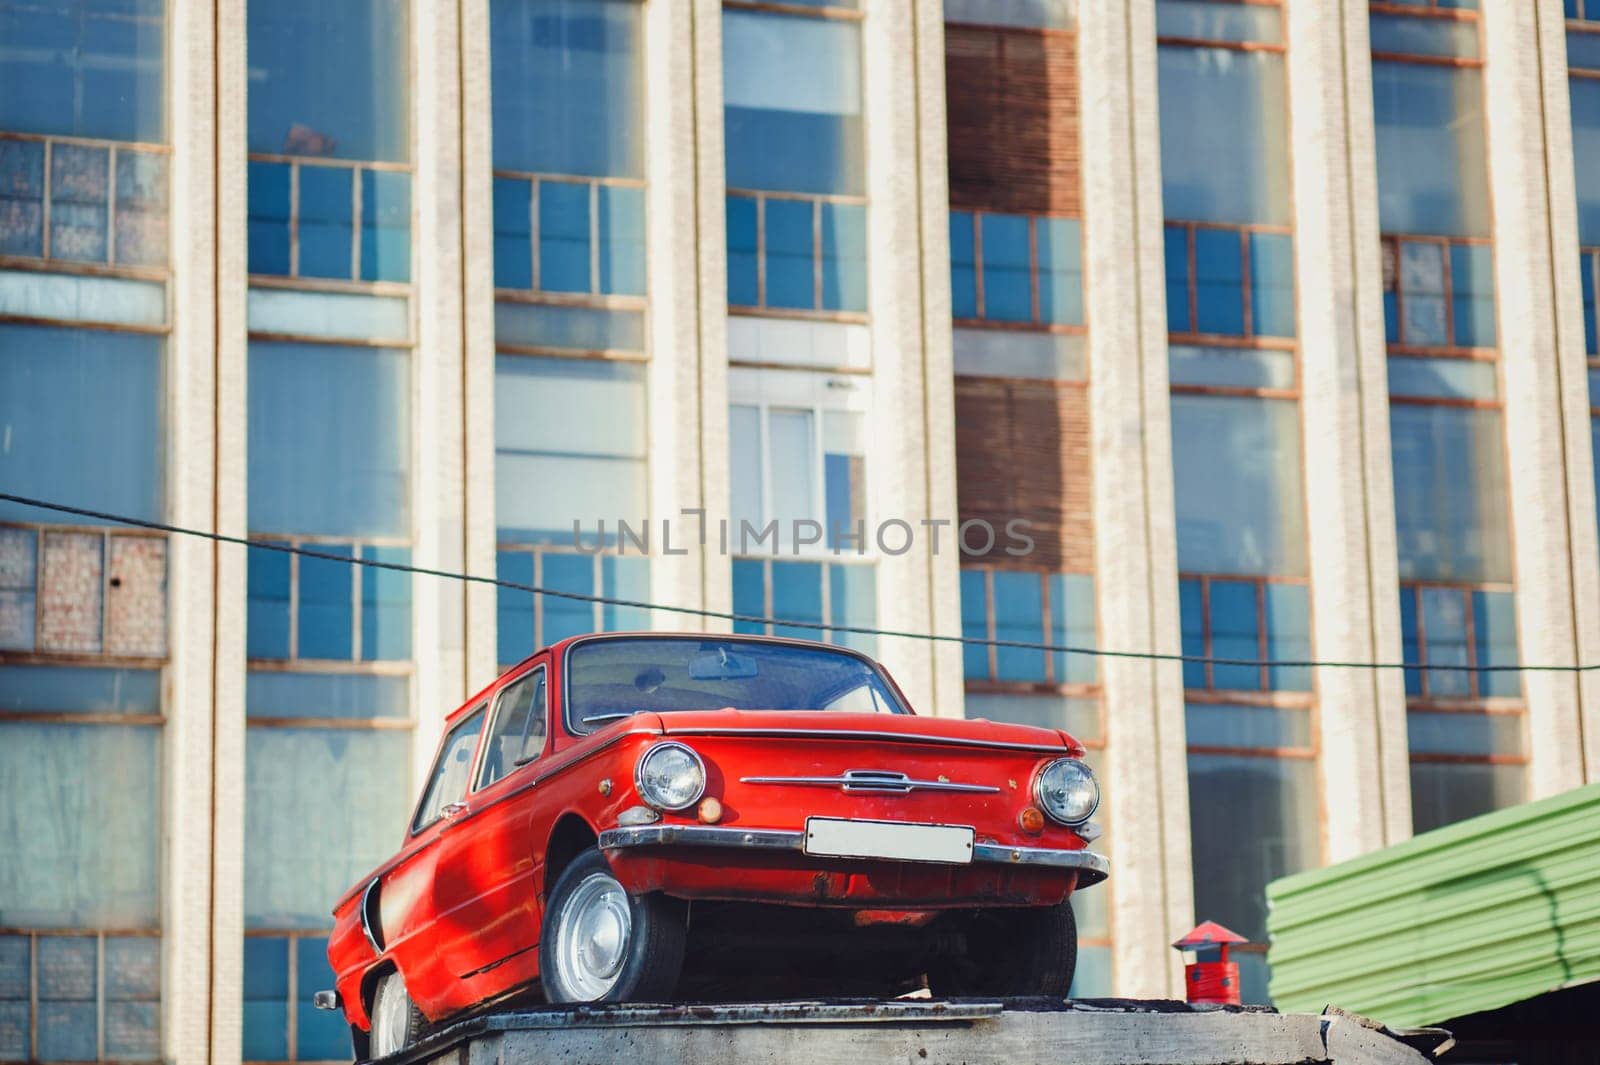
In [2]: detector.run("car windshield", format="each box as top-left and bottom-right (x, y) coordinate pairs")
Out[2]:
(564, 637), (908, 733)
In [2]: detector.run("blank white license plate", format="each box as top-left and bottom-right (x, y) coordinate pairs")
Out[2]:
(804, 817), (975, 865)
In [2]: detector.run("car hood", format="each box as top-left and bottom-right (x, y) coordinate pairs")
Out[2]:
(643, 709), (1083, 757)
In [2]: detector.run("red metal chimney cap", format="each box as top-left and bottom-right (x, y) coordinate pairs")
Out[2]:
(1172, 921), (1249, 951)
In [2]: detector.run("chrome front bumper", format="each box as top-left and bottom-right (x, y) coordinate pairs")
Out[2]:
(598, 824), (1109, 887)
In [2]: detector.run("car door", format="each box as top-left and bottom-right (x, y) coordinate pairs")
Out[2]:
(432, 663), (550, 980)
(387, 705), (487, 1013)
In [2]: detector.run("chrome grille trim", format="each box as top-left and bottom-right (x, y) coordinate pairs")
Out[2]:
(739, 768), (1000, 795)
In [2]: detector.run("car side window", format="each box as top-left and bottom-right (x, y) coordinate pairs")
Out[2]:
(411, 707), (486, 833)
(476, 668), (547, 790)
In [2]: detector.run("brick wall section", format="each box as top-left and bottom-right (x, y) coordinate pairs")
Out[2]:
(39, 531), (104, 653)
(946, 25), (1080, 216)
(107, 536), (169, 657)
(954, 375), (1093, 571)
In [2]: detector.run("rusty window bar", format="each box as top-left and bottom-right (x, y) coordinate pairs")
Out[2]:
(1165, 219), (1296, 348)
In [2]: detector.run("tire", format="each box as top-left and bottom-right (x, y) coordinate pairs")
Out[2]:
(367, 970), (426, 1058)
(539, 848), (687, 1003)
(928, 901), (1078, 999)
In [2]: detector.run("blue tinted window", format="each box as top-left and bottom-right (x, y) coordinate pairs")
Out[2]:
(496, 550), (535, 666)
(598, 184), (645, 296)
(539, 180), (591, 293)
(723, 11), (864, 195)
(114, 150), (169, 266)
(727, 195), (760, 306)
(1049, 572), (1096, 684)
(1389, 404), (1512, 581)
(361, 169), (411, 283)
(1399, 585), (1423, 696)
(241, 937), (289, 1061)
(1372, 61), (1490, 237)
(765, 198), (815, 310)
(0, 325), (163, 526)
(1583, 253), (1598, 356)
(0, 140), (44, 257)
(541, 553), (596, 644)
(0, 0), (164, 142)
(1572, 77), (1600, 243)
(1171, 394), (1308, 576)
(828, 563), (876, 654)
(601, 555), (650, 631)
(294, 937), (348, 1060)
(1421, 585), (1470, 696)
(1250, 232), (1295, 337)
(1208, 579), (1259, 690)
(361, 546), (412, 661)
(494, 176), (533, 288)
(1473, 589), (1520, 698)
(950, 211), (977, 319)
(296, 166), (354, 280)
(1194, 228), (1244, 335)
(298, 546), (354, 660)
(1179, 577), (1206, 689)
(50, 144), (109, 263)
(1265, 583), (1312, 691)
(1450, 242), (1496, 347)
(820, 202), (867, 312)
(1165, 225), (1191, 332)
(490, 0), (643, 178)
(247, 544), (292, 659)
(244, 672), (408, 720)
(992, 570), (1046, 682)
(1158, 46), (1289, 225)
(1396, 240), (1448, 345)
(248, 343), (411, 538)
(770, 561), (825, 642)
(1038, 216), (1083, 326)
(982, 214), (1032, 322)
(959, 569), (990, 679)
(731, 558), (766, 636)
(247, 161), (292, 275)
(247, 0), (409, 161)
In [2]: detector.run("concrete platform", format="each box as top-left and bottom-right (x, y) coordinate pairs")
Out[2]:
(379, 999), (1450, 1065)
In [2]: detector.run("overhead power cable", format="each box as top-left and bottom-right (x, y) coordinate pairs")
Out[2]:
(0, 490), (1581, 674)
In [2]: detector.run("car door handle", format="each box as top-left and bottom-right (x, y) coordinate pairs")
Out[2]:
(441, 801), (469, 824)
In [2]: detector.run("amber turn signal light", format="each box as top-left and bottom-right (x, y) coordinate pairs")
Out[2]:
(1019, 806), (1046, 835)
(697, 797), (724, 824)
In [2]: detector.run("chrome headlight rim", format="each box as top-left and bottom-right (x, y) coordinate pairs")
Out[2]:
(1034, 757), (1099, 826)
(633, 741), (707, 812)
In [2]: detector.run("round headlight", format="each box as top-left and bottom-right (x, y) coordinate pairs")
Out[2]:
(1035, 758), (1099, 826)
(634, 742), (706, 811)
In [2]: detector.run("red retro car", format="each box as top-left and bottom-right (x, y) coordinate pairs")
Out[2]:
(322, 633), (1107, 1056)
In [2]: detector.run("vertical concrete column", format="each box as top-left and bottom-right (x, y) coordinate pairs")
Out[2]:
(1483, 0), (1600, 790)
(164, 3), (219, 1063)
(1284, 0), (1413, 855)
(413, 0), (469, 778)
(461, 0), (498, 690)
(1078, 0), (1193, 998)
(861, 0), (961, 714)
(644, 0), (726, 631)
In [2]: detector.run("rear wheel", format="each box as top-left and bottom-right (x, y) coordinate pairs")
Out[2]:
(367, 971), (425, 1058)
(927, 901), (1078, 998)
(539, 848), (686, 1003)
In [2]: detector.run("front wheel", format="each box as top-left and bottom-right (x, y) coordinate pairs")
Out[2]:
(539, 848), (686, 1003)
(927, 901), (1078, 998)
(367, 971), (425, 1058)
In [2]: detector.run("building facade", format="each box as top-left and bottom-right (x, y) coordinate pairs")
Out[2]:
(2, 0), (1600, 1060)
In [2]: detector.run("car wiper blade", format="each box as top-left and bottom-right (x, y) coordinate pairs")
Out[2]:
(581, 711), (637, 724)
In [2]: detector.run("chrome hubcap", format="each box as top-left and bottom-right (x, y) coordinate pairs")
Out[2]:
(555, 872), (632, 1000)
(369, 973), (409, 1058)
